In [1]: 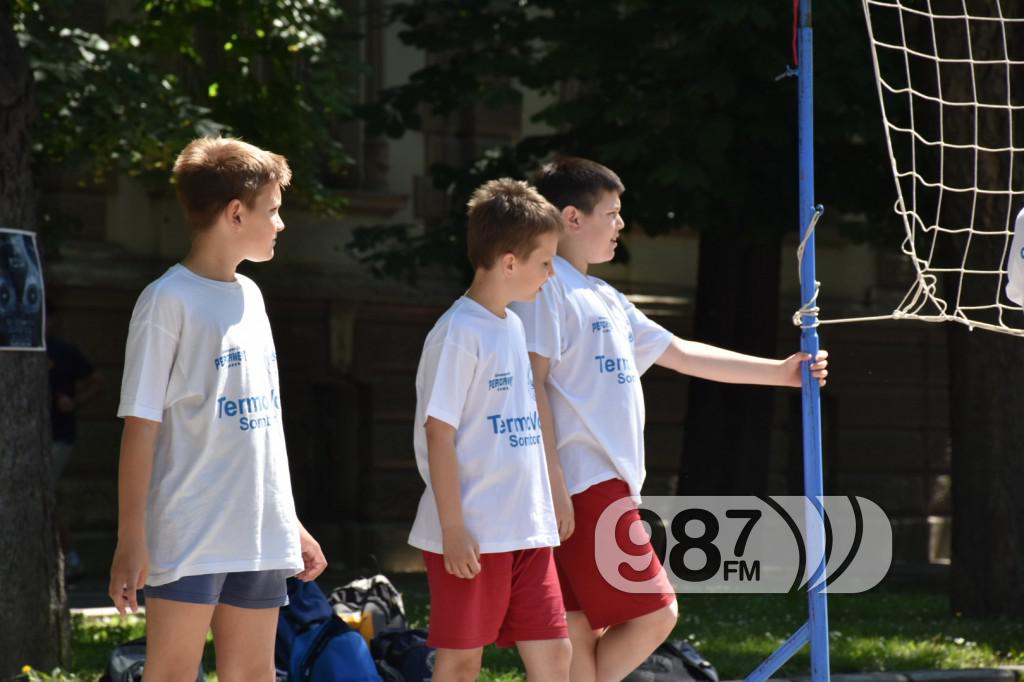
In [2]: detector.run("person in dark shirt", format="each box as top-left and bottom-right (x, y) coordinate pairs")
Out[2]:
(47, 303), (105, 579)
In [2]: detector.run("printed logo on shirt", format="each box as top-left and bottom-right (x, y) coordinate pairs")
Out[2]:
(527, 366), (536, 400)
(214, 347), (247, 370)
(216, 390), (281, 431)
(487, 410), (543, 448)
(592, 317), (612, 333)
(488, 371), (514, 392)
(595, 354), (638, 384)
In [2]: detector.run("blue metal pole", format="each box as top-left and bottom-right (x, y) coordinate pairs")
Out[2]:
(798, 2), (831, 681)
(745, 5), (830, 680)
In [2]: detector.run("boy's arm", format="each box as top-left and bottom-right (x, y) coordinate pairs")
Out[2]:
(295, 522), (328, 582)
(655, 337), (829, 388)
(529, 353), (574, 541)
(108, 416), (158, 615)
(426, 416), (481, 579)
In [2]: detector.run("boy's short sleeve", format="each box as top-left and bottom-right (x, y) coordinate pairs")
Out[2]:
(618, 291), (673, 374)
(117, 289), (181, 422)
(510, 282), (564, 362)
(421, 337), (478, 430)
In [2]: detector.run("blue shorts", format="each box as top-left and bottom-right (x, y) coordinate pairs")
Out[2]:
(144, 570), (293, 609)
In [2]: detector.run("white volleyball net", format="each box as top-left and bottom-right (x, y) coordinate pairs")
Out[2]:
(853, 0), (1024, 335)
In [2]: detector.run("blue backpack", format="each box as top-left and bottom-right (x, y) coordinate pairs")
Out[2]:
(277, 578), (382, 682)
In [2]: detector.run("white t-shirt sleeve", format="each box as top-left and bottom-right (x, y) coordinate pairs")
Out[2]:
(511, 283), (564, 362)
(1006, 207), (1024, 307)
(618, 292), (673, 374)
(117, 286), (182, 422)
(421, 337), (478, 430)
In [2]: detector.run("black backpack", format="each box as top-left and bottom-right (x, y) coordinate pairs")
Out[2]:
(100, 637), (204, 682)
(623, 640), (719, 682)
(371, 628), (435, 682)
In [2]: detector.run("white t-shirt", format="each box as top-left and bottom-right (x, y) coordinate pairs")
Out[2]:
(118, 264), (302, 586)
(510, 256), (673, 498)
(1006, 207), (1024, 306)
(408, 297), (560, 554)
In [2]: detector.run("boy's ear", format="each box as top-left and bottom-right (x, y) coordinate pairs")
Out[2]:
(562, 205), (581, 233)
(499, 251), (516, 276)
(225, 199), (243, 228)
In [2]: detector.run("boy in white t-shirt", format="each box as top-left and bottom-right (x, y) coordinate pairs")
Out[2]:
(108, 138), (327, 680)
(510, 157), (829, 682)
(409, 179), (570, 681)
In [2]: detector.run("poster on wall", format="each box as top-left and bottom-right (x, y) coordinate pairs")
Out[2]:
(0, 228), (45, 351)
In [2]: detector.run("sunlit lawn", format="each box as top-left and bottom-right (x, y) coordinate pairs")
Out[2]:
(62, 589), (1024, 681)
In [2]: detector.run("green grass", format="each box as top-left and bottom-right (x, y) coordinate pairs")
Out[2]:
(63, 591), (1024, 681)
(69, 613), (216, 681)
(670, 592), (1024, 679)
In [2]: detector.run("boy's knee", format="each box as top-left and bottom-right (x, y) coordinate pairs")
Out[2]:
(216, 660), (274, 682)
(437, 652), (483, 682)
(652, 600), (679, 637)
(551, 637), (573, 672)
(523, 638), (572, 680)
(452, 659), (482, 682)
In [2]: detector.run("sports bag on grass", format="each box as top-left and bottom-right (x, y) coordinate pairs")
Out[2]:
(100, 637), (204, 682)
(289, 616), (383, 682)
(371, 628), (435, 682)
(276, 577), (335, 674)
(277, 577), (382, 682)
(328, 574), (407, 643)
(623, 639), (719, 682)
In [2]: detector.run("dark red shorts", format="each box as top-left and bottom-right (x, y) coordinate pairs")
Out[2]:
(423, 546), (568, 649)
(554, 478), (677, 630)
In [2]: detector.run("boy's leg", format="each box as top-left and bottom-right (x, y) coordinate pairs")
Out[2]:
(209, 569), (290, 682)
(554, 479), (678, 682)
(142, 597), (215, 682)
(517, 638), (572, 681)
(209, 603), (279, 682)
(593, 601), (678, 682)
(423, 550), (512, 679)
(565, 612), (601, 682)
(497, 548), (571, 681)
(433, 647), (485, 682)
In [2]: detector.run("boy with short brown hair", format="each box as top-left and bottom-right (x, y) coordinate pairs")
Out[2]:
(409, 178), (570, 681)
(109, 137), (327, 681)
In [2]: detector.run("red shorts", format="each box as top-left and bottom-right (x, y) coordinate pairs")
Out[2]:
(423, 547), (568, 649)
(554, 478), (677, 630)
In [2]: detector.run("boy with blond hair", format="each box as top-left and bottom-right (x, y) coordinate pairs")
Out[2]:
(511, 157), (828, 682)
(409, 178), (571, 681)
(109, 137), (327, 680)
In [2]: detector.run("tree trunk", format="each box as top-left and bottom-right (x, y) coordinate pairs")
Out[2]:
(932, 5), (1024, 617)
(0, 0), (71, 672)
(948, 326), (1024, 616)
(677, 225), (784, 495)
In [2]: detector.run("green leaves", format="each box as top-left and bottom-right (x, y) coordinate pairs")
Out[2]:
(352, 0), (896, 278)
(15, 0), (360, 212)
